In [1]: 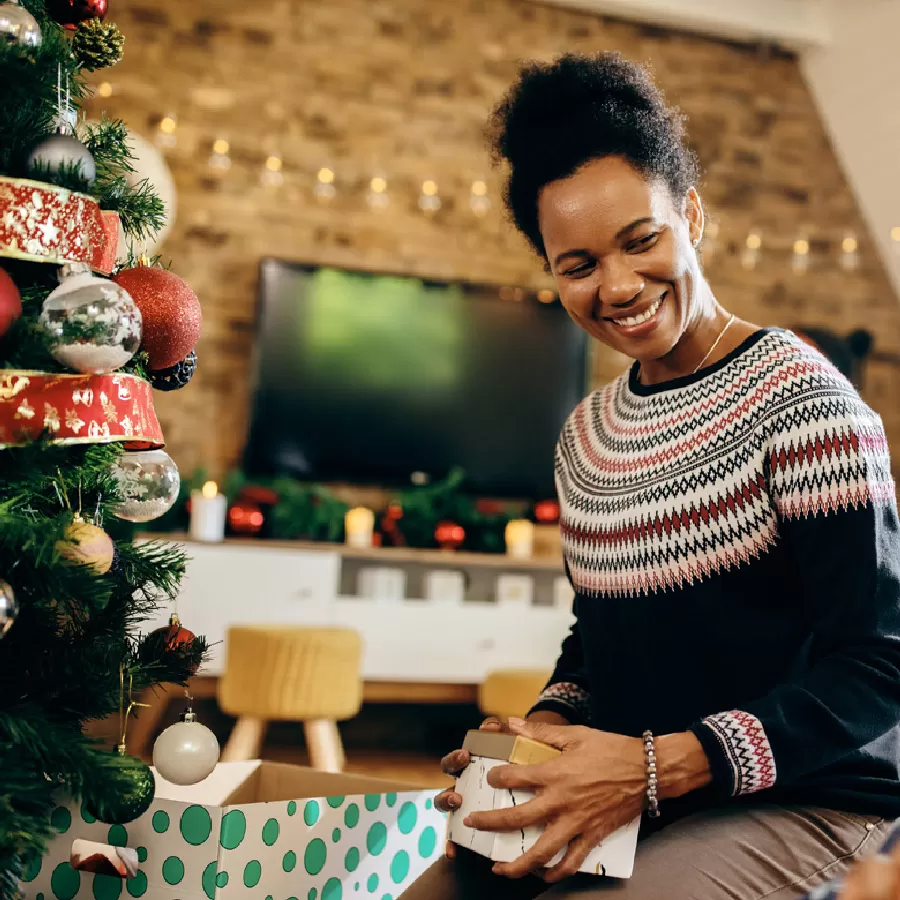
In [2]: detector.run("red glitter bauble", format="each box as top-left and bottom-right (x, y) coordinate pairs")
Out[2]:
(46, 0), (108, 26)
(435, 521), (465, 551)
(0, 268), (22, 339)
(534, 500), (561, 523)
(228, 500), (264, 536)
(112, 266), (202, 370)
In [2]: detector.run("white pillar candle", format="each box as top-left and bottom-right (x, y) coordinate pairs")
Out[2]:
(189, 481), (226, 543)
(345, 507), (375, 549)
(505, 519), (534, 559)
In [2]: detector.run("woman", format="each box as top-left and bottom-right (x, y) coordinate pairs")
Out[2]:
(402, 53), (900, 899)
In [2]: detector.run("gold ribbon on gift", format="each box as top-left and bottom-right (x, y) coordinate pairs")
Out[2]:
(0, 176), (119, 275)
(0, 370), (164, 449)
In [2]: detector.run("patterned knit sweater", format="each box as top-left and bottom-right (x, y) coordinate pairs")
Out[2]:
(531, 328), (900, 817)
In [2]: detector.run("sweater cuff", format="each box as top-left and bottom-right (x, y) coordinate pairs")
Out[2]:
(528, 681), (592, 726)
(691, 710), (777, 797)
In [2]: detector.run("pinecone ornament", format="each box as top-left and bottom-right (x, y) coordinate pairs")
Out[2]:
(72, 18), (124, 70)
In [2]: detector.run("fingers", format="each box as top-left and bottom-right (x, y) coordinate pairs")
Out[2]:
(507, 717), (581, 751)
(445, 840), (456, 860)
(441, 749), (471, 777)
(492, 822), (571, 880)
(440, 719), (501, 777)
(542, 830), (598, 883)
(486, 761), (548, 792)
(841, 845), (900, 900)
(434, 790), (463, 813)
(465, 795), (550, 833)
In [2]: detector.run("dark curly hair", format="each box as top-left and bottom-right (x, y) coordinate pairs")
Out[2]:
(488, 52), (700, 259)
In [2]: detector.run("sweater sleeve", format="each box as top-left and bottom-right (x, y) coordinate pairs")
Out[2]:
(528, 587), (593, 726)
(690, 388), (900, 797)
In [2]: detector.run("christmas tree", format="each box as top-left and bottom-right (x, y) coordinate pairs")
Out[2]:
(0, 1), (207, 894)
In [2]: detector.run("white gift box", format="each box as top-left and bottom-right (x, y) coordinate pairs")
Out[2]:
(20, 760), (446, 899)
(449, 732), (640, 878)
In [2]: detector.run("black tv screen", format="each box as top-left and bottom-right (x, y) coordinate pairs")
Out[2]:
(243, 260), (589, 498)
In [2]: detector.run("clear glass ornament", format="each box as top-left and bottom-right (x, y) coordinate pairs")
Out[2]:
(153, 709), (219, 786)
(0, 578), (17, 638)
(0, 0), (42, 48)
(40, 264), (142, 374)
(111, 449), (180, 523)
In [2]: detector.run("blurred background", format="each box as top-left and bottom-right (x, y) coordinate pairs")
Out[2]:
(80, 0), (900, 781)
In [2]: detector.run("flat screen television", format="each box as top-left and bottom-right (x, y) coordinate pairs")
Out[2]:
(243, 259), (589, 499)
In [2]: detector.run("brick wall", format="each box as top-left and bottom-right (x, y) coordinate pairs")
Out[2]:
(85, 0), (900, 481)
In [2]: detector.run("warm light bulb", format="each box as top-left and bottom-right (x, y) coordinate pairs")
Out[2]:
(471, 180), (487, 196)
(793, 238), (810, 255)
(842, 236), (858, 253)
(892, 226), (900, 243)
(422, 180), (438, 196)
(370, 176), (387, 193)
(97, 82), (113, 98)
(201, 481), (218, 499)
(265, 155), (282, 172)
(213, 139), (230, 155)
(317, 167), (335, 184)
(746, 232), (762, 250)
(537, 289), (556, 304)
(159, 115), (177, 135)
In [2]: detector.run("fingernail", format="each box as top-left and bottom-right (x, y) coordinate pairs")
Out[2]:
(463, 816), (473, 827)
(508, 717), (525, 727)
(447, 798), (459, 809)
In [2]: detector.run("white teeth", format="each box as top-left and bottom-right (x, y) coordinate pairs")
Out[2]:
(612, 295), (664, 327)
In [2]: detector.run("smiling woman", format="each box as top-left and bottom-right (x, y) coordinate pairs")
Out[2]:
(401, 53), (900, 900)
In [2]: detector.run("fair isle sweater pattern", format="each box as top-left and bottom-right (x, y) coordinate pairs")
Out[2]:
(532, 329), (900, 809)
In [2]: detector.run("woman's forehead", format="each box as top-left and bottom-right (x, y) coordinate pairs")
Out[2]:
(537, 158), (672, 245)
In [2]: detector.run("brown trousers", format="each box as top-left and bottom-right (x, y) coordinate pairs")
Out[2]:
(401, 806), (890, 900)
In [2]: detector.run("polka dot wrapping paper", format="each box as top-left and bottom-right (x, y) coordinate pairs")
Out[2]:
(19, 763), (446, 899)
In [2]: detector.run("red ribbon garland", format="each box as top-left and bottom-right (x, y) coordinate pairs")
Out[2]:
(0, 371), (163, 448)
(0, 176), (118, 275)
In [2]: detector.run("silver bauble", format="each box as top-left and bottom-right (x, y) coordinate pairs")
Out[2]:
(0, 579), (18, 638)
(27, 133), (97, 187)
(111, 450), (180, 523)
(40, 264), (142, 374)
(0, 0), (41, 47)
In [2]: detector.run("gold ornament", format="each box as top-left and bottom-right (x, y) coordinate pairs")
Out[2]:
(56, 512), (114, 574)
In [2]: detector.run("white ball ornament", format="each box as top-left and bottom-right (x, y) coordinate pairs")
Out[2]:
(152, 709), (220, 786)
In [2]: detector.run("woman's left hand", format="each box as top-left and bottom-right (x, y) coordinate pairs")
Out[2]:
(462, 717), (646, 883)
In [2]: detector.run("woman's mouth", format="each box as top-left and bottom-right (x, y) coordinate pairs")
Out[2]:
(606, 292), (667, 336)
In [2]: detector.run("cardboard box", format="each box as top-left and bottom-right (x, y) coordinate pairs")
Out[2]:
(21, 760), (446, 899)
(449, 731), (640, 878)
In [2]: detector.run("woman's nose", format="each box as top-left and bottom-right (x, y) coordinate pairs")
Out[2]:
(597, 258), (645, 308)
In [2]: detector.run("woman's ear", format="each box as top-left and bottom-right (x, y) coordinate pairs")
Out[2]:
(685, 187), (704, 246)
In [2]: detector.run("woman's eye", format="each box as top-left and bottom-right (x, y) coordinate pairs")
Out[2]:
(562, 262), (594, 278)
(628, 233), (660, 252)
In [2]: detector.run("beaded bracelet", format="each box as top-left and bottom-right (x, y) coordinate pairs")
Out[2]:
(642, 730), (660, 818)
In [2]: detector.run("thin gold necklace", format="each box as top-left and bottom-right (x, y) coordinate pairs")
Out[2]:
(693, 314), (736, 374)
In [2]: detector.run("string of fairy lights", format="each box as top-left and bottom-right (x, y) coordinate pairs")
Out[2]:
(93, 79), (900, 280)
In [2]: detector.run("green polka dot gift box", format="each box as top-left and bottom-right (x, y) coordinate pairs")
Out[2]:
(20, 760), (446, 900)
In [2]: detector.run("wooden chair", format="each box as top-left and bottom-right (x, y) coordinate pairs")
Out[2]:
(218, 626), (363, 772)
(478, 669), (552, 721)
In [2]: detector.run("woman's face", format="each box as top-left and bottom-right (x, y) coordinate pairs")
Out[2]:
(538, 156), (705, 364)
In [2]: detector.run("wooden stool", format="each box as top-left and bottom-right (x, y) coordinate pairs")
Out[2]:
(478, 669), (552, 721)
(218, 626), (363, 772)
